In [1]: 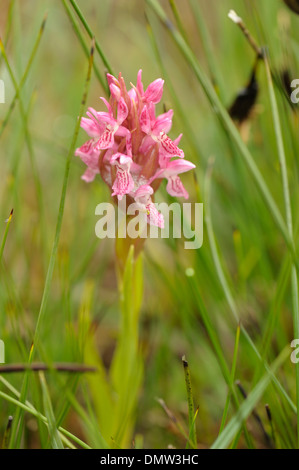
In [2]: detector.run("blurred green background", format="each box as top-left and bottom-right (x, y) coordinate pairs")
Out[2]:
(1, 0), (299, 449)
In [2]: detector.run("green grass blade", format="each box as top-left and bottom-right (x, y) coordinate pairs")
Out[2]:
(146, 0), (299, 270)
(61, 0), (107, 91)
(68, 0), (114, 77)
(0, 376), (90, 449)
(264, 53), (299, 447)
(0, 13), (47, 138)
(219, 323), (241, 434)
(8, 39), (95, 449)
(211, 346), (290, 449)
(204, 159), (297, 415)
(38, 371), (64, 449)
(182, 356), (197, 448)
(1, 416), (13, 449)
(0, 209), (13, 264)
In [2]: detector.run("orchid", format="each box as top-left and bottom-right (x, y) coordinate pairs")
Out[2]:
(75, 70), (195, 227)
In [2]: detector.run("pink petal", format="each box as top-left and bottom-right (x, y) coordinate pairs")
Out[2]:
(173, 133), (183, 146)
(126, 131), (132, 156)
(94, 128), (115, 150)
(107, 73), (119, 88)
(95, 111), (116, 126)
(139, 135), (155, 155)
(166, 175), (189, 199)
(110, 152), (134, 199)
(75, 140), (100, 170)
(161, 159), (196, 177)
(134, 184), (154, 205)
(112, 168), (134, 200)
(140, 106), (151, 134)
(146, 202), (164, 228)
(109, 83), (121, 101)
(157, 132), (184, 158)
(75, 140), (100, 182)
(148, 102), (156, 125)
(117, 98), (128, 124)
(86, 109), (116, 136)
(144, 79), (164, 104)
(115, 126), (132, 156)
(128, 87), (137, 102)
(110, 152), (132, 167)
(136, 69), (144, 95)
(82, 167), (98, 183)
(100, 97), (112, 114)
(153, 109), (174, 134)
(80, 117), (101, 138)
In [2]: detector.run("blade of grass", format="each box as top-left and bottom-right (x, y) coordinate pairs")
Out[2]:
(219, 323), (241, 434)
(187, 275), (254, 447)
(0, 376), (90, 448)
(156, 397), (197, 448)
(38, 371), (64, 449)
(35, 339), (109, 448)
(145, 16), (202, 161)
(168, 0), (189, 45)
(61, 0), (107, 92)
(204, 158), (297, 415)
(0, 37), (47, 265)
(265, 404), (276, 448)
(1, 416), (13, 449)
(68, 0), (114, 77)
(211, 345), (290, 449)
(111, 246), (144, 447)
(146, 0), (299, 271)
(228, 16), (299, 434)
(264, 51), (299, 448)
(182, 356), (197, 448)
(188, 0), (226, 99)
(0, 389), (84, 449)
(0, 13), (47, 138)
(0, 209), (13, 264)
(8, 39), (95, 449)
(0, 0), (15, 69)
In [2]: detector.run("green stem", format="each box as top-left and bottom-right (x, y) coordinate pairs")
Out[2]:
(204, 160), (297, 415)
(68, 0), (114, 78)
(211, 346), (290, 449)
(146, 0), (299, 271)
(188, 0), (226, 99)
(182, 356), (197, 448)
(111, 244), (144, 447)
(219, 323), (241, 434)
(264, 54), (299, 448)
(8, 40), (95, 449)
(0, 14), (47, 138)
(61, 0), (107, 91)
(0, 389), (89, 449)
(0, 39), (46, 260)
(0, 210), (13, 264)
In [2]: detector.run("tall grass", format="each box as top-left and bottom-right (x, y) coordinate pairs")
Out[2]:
(0, 0), (299, 449)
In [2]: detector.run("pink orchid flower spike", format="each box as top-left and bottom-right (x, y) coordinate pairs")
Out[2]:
(75, 70), (196, 227)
